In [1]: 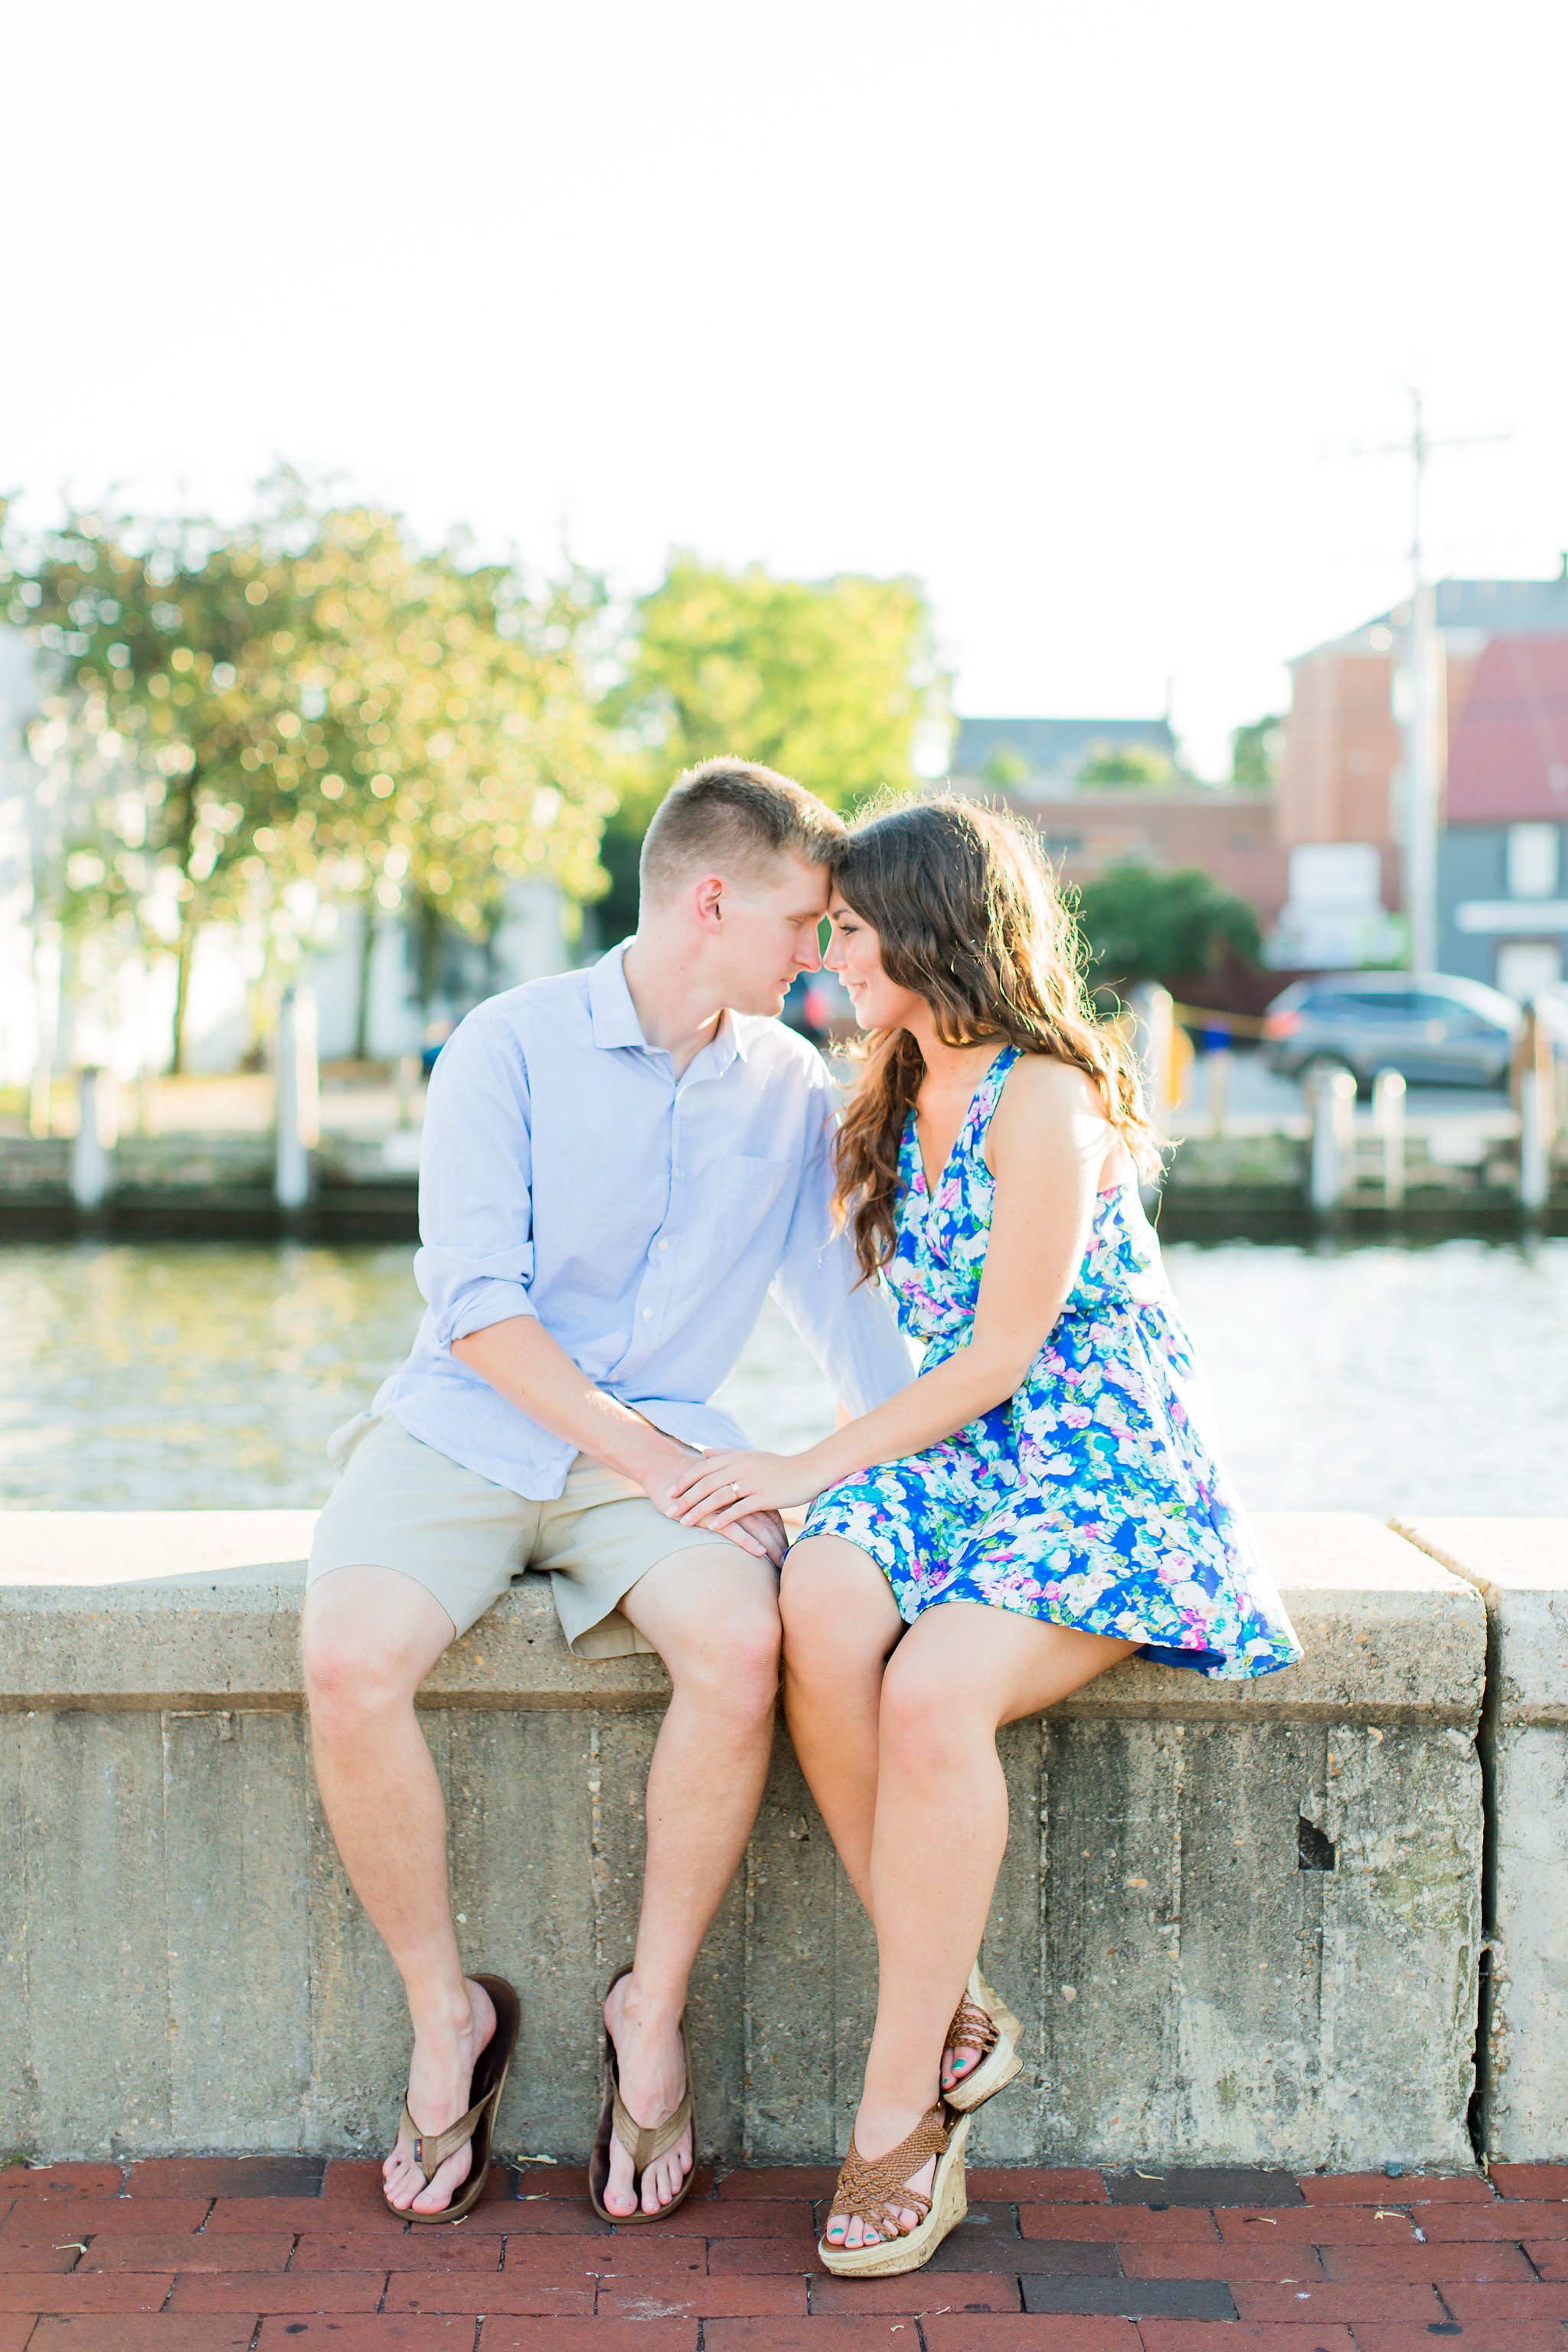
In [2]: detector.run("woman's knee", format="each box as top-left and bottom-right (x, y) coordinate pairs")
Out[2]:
(877, 1632), (994, 1774)
(779, 1539), (900, 1669)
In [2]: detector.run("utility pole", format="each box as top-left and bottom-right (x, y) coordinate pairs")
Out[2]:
(1337, 393), (1508, 975)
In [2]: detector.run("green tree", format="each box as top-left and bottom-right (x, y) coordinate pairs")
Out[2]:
(1230, 712), (1284, 790)
(1076, 740), (1174, 790)
(595, 554), (947, 934)
(2, 482), (612, 1066)
(1074, 861), (1263, 994)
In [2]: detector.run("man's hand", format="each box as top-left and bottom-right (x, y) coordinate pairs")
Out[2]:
(638, 1439), (786, 1566)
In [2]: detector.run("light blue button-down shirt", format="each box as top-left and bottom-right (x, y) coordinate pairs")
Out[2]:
(374, 944), (916, 1498)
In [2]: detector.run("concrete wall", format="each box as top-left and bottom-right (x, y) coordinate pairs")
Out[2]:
(1398, 1519), (1568, 2163)
(0, 1512), (1490, 2170)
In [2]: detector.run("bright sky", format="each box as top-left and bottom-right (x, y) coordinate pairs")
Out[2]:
(5, 0), (1566, 776)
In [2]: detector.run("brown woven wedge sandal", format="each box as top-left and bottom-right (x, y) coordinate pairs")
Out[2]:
(587, 1963), (698, 2225)
(817, 2102), (970, 2278)
(390, 1972), (521, 2228)
(942, 1960), (1024, 2114)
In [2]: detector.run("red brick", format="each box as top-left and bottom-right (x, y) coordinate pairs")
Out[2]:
(710, 2169), (833, 2202)
(812, 2272), (1022, 2313)
(256, 2323), (475, 2350)
(921, 2321), (1139, 2352)
(1350, 2329), (1566, 2352)
(508, 2167), (592, 2200)
(28, 2323), (256, 2350)
(79, 2233), (293, 2272)
(168, 2270), (384, 2311)
(714, 2324), (1014, 2352)
(706, 2238), (815, 2274)
(1491, 2162), (1568, 2200)
(1530, 2239), (1568, 2278)
(0, 2320), (31, 2352)
(1321, 2239), (1536, 2282)
(968, 2171), (1109, 2204)
(0, 2274), (172, 2313)
(479, 2326), (696, 2352)
(387, 2275), (594, 2315)
(1, 2202), (209, 2239)
(1018, 2206), (1217, 2243)
(647, 2200), (814, 2239)
(1232, 2280), (1446, 2321)
(465, 2200), (610, 2237)
(1214, 2207), (1418, 2245)
(1297, 2170), (1493, 2203)
(481, 2236), (696, 2281)
(122, 2160), (318, 2200)
(292, 2231), (493, 2272)
(202, 2194), (387, 2233)
(1446, 2278), (1568, 2316)
(596, 2277), (808, 2317)
(322, 2158), (391, 2200)
(0, 2247), (80, 2276)
(0, 2171), (123, 2201)
(1423, 2197), (1568, 2238)
(1124, 2243), (1327, 2283)
(1138, 2330), (1356, 2351)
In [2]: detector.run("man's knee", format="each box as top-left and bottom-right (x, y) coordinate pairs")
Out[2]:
(662, 1576), (781, 1718)
(301, 1566), (452, 1726)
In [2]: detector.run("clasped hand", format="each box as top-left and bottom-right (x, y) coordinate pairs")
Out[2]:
(669, 1446), (822, 1534)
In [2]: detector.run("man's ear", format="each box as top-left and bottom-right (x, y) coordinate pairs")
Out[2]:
(693, 874), (725, 932)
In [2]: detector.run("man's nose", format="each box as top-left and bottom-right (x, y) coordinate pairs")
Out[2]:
(798, 929), (824, 972)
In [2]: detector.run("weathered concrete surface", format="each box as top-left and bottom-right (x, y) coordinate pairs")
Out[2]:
(0, 1511), (1485, 2168)
(1398, 1516), (1568, 2162)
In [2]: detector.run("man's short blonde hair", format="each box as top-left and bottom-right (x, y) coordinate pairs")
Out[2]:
(639, 757), (847, 904)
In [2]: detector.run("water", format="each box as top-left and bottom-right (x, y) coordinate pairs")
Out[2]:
(1, 1237), (1563, 1517)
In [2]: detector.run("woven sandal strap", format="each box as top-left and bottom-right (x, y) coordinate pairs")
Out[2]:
(612, 2082), (692, 2176)
(401, 2088), (492, 2179)
(828, 2103), (951, 2229)
(946, 1993), (999, 2060)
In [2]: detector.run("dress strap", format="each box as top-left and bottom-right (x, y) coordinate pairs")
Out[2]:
(965, 1044), (1021, 1151)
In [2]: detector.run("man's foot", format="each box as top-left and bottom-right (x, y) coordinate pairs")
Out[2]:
(602, 1973), (694, 2217)
(383, 1976), (498, 2216)
(822, 2099), (939, 2249)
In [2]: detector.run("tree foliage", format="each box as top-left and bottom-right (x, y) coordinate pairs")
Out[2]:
(612, 554), (946, 818)
(2, 480), (612, 1064)
(1230, 711), (1284, 790)
(1076, 740), (1174, 791)
(1074, 861), (1263, 993)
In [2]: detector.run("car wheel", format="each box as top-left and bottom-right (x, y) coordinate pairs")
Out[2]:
(1298, 1053), (1357, 1095)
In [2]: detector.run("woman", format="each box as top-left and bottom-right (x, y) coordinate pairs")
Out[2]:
(671, 800), (1300, 2275)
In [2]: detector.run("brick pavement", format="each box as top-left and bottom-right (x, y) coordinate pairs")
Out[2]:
(0, 2156), (1563, 2349)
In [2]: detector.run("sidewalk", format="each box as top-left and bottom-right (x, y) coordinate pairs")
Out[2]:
(2, 2156), (1564, 2348)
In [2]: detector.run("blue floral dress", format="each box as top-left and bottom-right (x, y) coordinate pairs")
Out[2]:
(800, 1047), (1300, 1680)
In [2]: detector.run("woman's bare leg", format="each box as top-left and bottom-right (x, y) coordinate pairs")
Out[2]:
(825, 1606), (1136, 2251)
(779, 1536), (903, 1913)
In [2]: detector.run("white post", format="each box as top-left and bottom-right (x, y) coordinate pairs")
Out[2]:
(28, 924), (62, 1138)
(1520, 1071), (1548, 1214)
(395, 1052), (420, 1130)
(1129, 983), (1176, 1126)
(1207, 1047), (1233, 1139)
(1308, 1067), (1357, 1211)
(1372, 1067), (1406, 1210)
(275, 986), (320, 1212)
(70, 1067), (116, 1210)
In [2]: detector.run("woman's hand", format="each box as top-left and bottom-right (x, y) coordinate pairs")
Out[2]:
(668, 1446), (825, 1532)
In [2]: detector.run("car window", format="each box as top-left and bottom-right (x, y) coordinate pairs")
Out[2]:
(1331, 991), (1414, 1018)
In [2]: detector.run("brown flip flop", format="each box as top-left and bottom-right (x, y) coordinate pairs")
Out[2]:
(587, 1962), (697, 2225)
(390, 1972), (521, 2228)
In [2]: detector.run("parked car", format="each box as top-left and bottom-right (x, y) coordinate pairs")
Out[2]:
(1263, 972), (1522, 1092)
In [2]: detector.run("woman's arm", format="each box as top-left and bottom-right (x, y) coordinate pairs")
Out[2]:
(671, 1056), (1112, 1530)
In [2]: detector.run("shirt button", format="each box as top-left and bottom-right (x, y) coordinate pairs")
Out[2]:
(642, 1308), (653, 1320)
(657, 1239), (669, 1252)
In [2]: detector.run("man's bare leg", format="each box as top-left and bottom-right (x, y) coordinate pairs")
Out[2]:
(301, 1563), (494, 2218)
(599, 1545), (782, 2216)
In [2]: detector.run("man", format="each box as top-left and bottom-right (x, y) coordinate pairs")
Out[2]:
(302, 759), (913, 2223)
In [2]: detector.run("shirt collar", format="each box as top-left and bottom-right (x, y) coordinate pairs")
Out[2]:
(586, 942), (759, 1066)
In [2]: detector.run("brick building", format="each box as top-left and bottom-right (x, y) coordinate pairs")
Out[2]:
(1279, 568), (1568, 988)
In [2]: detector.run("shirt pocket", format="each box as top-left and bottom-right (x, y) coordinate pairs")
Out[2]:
(704, 1152), (794, 1263)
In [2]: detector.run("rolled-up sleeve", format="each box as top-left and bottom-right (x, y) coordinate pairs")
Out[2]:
(413, 1012), (541, 1346)
(770, 1063), (916, 1413)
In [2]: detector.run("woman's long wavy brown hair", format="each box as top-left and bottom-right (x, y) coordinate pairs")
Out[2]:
(831, 796), (1161, 1281)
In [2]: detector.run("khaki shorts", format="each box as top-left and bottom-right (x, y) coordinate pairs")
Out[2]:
(307, 1410), (738, 1656)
